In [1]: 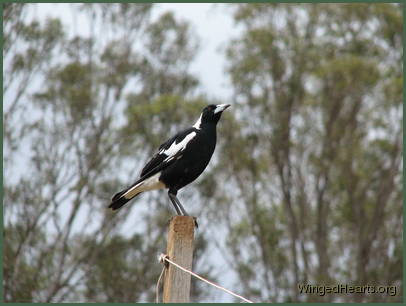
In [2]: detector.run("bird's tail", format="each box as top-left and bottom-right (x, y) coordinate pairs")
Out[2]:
(108, 188), (142, 211)
(109, 173), (164, 211)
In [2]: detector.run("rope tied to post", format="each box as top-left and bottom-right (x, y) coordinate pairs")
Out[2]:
(156, 253), (254, 303)
(156, 255), (166, 303)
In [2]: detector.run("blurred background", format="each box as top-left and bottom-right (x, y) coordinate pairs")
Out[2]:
(3, 3), (403, 302)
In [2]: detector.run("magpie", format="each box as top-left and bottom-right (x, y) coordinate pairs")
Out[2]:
(108, 104), (230, 221)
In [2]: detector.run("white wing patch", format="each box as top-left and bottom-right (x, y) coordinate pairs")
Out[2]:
(193, 114), (202, 130)
(163, 131), (196, 161)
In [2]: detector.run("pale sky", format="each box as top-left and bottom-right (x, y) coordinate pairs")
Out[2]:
(30, 3), (239, 101)
(157, 3), (239, 101)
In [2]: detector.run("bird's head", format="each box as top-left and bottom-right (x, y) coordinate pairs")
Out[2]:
(199, 104), (230, 126)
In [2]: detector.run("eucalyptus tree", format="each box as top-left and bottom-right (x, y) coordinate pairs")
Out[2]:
(4, 3), (212, 302)
(208, 3), (403, 302)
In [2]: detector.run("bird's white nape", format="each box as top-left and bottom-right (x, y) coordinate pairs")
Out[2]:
(193, 113), (202, 130)
(214, 104), (230, 114)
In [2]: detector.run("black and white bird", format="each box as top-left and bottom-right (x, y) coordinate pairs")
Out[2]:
(109, 104), (230, 221)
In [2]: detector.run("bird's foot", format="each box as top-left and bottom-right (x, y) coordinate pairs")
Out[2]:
(165, 215), (198, 229)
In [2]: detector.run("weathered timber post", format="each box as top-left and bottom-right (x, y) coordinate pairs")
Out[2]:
(163, 216), (195, 303)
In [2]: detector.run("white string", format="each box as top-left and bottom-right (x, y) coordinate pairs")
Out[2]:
(156, 264), (165, 303)
(159, 253), (254, 303)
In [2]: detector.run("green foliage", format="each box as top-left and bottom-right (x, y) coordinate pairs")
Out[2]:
(4, 3), (212, 303)
(215, 3), (403, 302)
(123, 94), (206, 147)
(81, 234), (162, 302)
(146, 12), (197, 67)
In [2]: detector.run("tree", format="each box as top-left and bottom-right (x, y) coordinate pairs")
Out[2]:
(206, 3), (402, 302)
(4, 3), (213, 302)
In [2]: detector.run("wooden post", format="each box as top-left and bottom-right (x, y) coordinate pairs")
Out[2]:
(163, 216), (195, 303)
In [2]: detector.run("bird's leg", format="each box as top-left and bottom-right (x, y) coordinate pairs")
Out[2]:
(174, 196), (200, 228)
(168, 190), (188, 215)
(168, 191), (182, 215)
(173, 195), (189, 216)
(168, 190), (198, 228)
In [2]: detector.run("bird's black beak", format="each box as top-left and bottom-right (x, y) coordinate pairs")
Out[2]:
(214, 104), (231, 114)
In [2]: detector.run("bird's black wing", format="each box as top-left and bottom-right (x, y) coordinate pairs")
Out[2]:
(140, 127), (197, 178)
